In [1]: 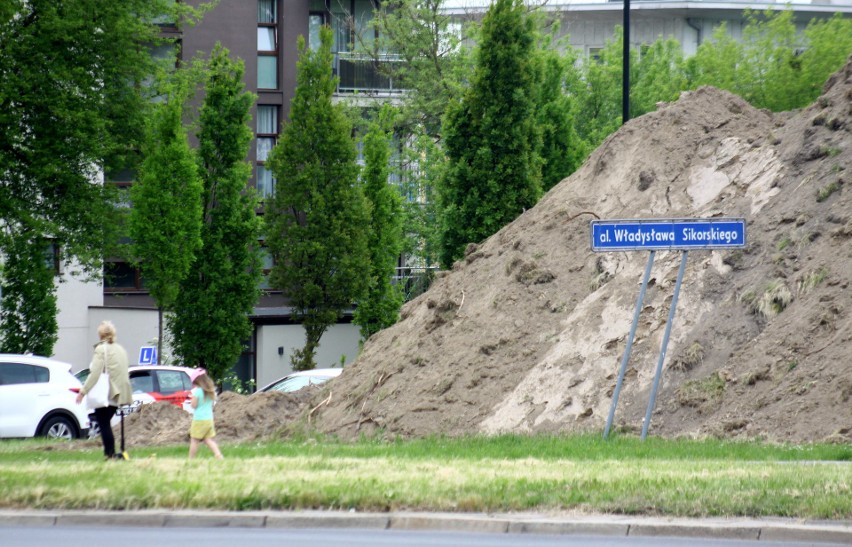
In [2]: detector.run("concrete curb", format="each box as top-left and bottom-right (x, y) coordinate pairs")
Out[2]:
(0, 510), (849, 543)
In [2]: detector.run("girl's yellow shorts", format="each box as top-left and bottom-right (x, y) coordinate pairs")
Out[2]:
(190, 420), (216, 440)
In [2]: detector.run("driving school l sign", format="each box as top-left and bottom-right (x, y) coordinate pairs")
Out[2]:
(591, 218), (746, 251)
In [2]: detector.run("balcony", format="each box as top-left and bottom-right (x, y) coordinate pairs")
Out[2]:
(393, 266), (439, 302)
(335, 52), (405, 95)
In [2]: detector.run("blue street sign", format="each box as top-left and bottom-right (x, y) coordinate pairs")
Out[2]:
(138, 346), (158, 365)
(590, 218), (746, 252)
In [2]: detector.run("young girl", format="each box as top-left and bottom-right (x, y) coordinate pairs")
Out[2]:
(188, 368), (224, 460)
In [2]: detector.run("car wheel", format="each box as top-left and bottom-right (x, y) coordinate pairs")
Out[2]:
(88, 420), (101, 439)
(38, 415), (78, 440)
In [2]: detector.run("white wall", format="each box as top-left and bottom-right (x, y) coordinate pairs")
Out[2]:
(52, 273), (103, 369)
(84, 307), (163, 373)
(256, 323), (360, 388)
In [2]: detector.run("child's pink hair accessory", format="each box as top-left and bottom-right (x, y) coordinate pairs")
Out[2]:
(189, 368), (207, 383)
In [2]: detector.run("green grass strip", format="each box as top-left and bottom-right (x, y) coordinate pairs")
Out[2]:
(0, 434), (848, 518)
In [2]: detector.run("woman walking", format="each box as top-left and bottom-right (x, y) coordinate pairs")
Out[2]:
(76, 320), (132, 460)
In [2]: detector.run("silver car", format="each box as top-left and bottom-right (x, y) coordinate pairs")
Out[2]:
(256, 368), (343, 394)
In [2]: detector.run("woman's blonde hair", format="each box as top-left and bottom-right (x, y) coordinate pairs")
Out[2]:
(195, 373), (217, 401)
(97, 321), (117, 344)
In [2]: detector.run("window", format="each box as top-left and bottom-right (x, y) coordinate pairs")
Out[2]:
(106, 168), (135, 208)
(258, 56), (278, 89)
(0, 363), (48, 385)
(130, 371), (155, 394)
(258, 0), (278, 89)
(104, 261), (145, 292)
(257, 104), (277, 134)
(309, 14), (324, 51)
(44, 240), (61, 275)
(256, 105), (278, 200)
(270, 376), (312, 393)
(256, 165), (275, 200)
(588, 47), (603, 63)
(258, 27), (276, 51)
(257, 138), (274, 162)
(258, 0), (275, 24)
(259, 244), (274, 289)
(155, 370), (188, 395)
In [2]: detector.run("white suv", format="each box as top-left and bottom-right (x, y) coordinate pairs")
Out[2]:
(0, 354), (90, 439)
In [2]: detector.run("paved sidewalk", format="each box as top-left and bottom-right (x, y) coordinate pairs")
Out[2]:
(0, 510), (850, 544)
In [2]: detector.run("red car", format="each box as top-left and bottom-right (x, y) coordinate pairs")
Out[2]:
(75, 365), (195, 437)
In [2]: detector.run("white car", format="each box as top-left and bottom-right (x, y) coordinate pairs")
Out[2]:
(256, 368), (343, 394)
(0, 354), (90, 440)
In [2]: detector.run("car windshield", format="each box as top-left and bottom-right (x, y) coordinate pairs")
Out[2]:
(268, 375), (325, 393)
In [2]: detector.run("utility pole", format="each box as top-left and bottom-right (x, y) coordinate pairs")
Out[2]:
(623, 0), (630, 124)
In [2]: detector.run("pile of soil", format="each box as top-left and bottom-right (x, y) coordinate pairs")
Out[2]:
(120, 389), (315, 447)
(120, 57), (852, 447)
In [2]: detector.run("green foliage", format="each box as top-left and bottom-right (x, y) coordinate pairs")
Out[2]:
(797, 268), (828, 295)
(439, 0), (542, 267)
(739, 10), (803, 111)
(800, 14), (852, 101)
(129, 79), (204, 311)
(631, 37), (687, 117)
(168, 45), (262, 380)
(0, 1), (198, 348)
(816, 180), (841, 202)
(676, 372), (726, 410)
(265, 27), (370, 370)
(353, 106), (405, 341)
(365, 0), (475, 268)
(0, 235), (57, 355)
(221, 371), (256, 395)
(368, 0), (474, 139)
(686, 10), (852, 111)
(535, 43), (587, 191)
(574, 28), (626, 150)
(740, 279), (793, 320)
(685, 23), (743, 96)
(0, 1), (206, 264)
(398, 134), (444, 267)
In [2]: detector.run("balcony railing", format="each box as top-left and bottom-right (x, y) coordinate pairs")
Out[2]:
(335, 52), (405, 95)
(392, 266), (439, 302)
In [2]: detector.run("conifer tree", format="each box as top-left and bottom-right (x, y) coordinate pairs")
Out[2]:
(439, 0), (542, 267)
(353, 106), (405, 341)
(266, 27), (370, 370)
(129, 80), (204, 356)
(536, 46), (586, 192)
(169, 45), (262, 380)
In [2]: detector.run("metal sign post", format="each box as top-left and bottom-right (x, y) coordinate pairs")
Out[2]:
(593, 218), (745, 440)
(603, 250), (654, 440)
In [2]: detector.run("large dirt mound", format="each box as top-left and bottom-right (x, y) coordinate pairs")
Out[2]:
(309, 57), (852, 443)
(116, 58), (852, 448)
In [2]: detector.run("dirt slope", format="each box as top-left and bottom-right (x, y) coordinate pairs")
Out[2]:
(308, 57), (852, 444)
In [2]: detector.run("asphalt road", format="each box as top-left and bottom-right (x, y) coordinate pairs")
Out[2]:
(1, 525), (846, 547)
